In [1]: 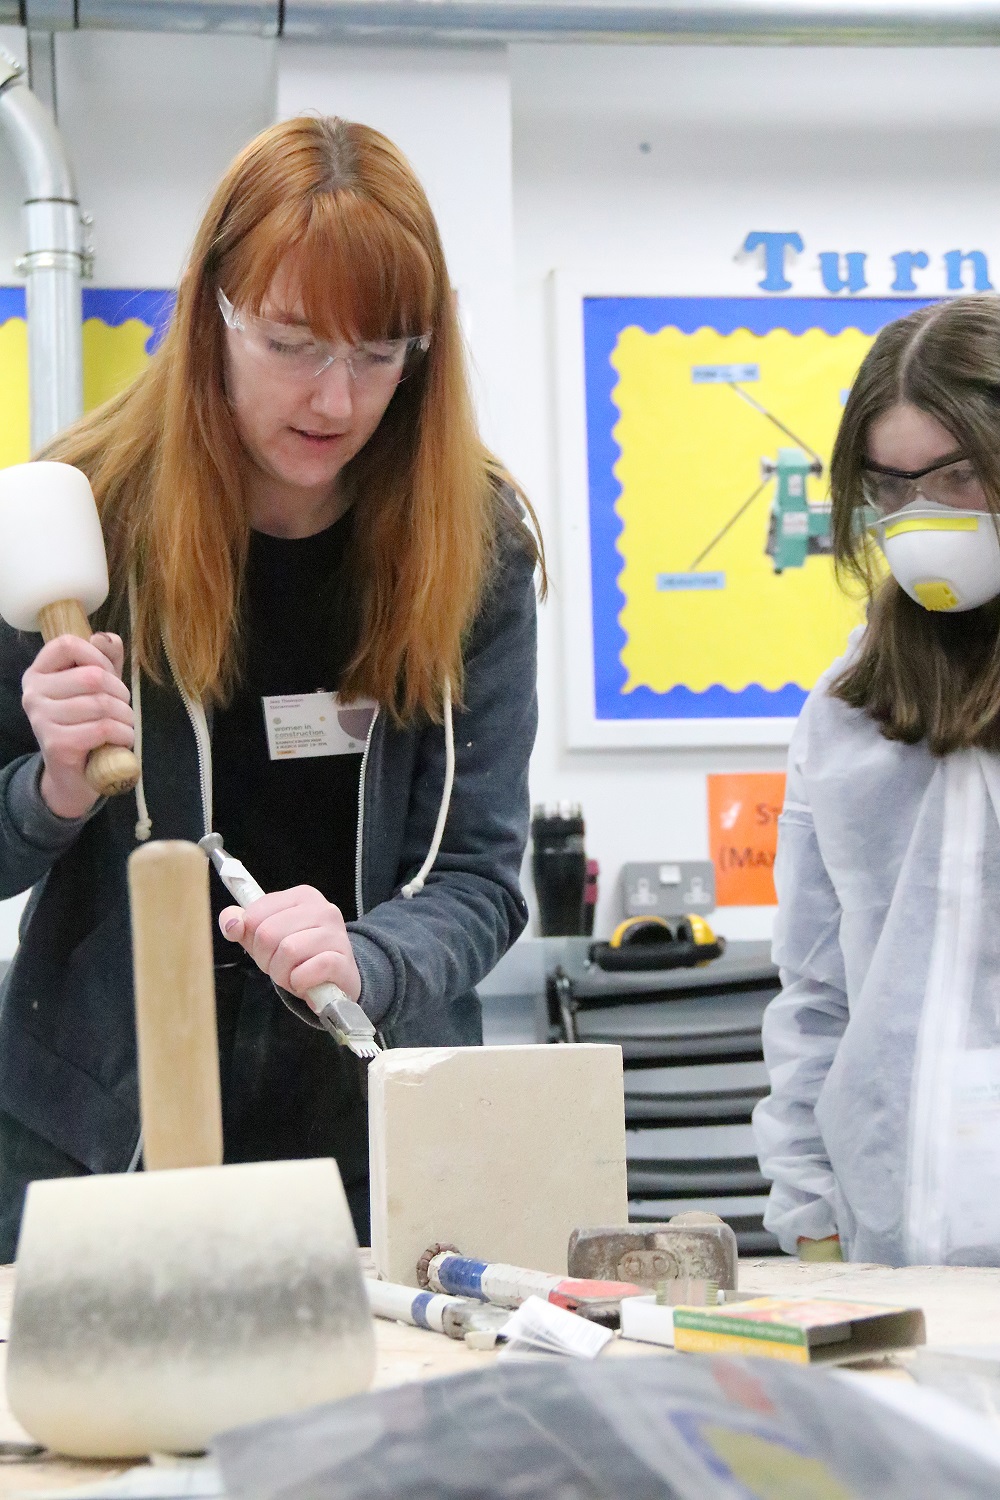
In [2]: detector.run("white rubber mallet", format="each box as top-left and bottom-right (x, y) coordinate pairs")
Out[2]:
(0, 459), (139, 797)
(5, 839), (376, 1458)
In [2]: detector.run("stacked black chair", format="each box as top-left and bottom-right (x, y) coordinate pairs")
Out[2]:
(546, 939), (782, 1256)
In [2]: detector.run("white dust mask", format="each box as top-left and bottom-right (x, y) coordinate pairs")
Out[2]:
(871, 499), (1000, 613)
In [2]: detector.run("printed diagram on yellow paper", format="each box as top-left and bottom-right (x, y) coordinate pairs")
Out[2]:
(582, 296), (933, 725)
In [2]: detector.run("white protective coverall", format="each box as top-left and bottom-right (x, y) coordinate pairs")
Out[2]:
(753, 632), (1000, 1266)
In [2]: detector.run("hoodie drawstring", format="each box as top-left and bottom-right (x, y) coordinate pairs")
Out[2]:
(401, 679), (455, 899)
(128, 572), (153, 843)
(126, 571), (453, 895)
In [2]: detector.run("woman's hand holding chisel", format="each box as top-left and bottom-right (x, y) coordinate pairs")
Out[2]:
(219, 883), (363, 1004)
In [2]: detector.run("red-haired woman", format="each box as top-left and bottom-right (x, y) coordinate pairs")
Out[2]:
(0, 117), (542, 1254)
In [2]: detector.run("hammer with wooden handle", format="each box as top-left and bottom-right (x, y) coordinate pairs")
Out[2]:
(0, 460), (139, 797)
(6, 839), (376, 1459)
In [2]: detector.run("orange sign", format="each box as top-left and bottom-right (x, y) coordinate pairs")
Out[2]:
(707, 772), (786, 906)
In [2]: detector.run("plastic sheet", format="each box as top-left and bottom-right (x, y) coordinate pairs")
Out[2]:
(212, 1355), (1000, 1499)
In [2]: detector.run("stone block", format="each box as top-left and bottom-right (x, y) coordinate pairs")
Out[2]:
(369, 1044), (628, 1285)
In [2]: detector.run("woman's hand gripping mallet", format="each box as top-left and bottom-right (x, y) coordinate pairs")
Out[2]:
(0, 462), (139, 804)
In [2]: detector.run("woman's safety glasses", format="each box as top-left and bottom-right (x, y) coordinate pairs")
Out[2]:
(218, 289), (431, 384)
(861, 454), (988, 517)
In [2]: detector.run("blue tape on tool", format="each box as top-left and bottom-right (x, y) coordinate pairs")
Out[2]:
(434, 1255), (489, 1301)
(410, 1292), (435, 1330)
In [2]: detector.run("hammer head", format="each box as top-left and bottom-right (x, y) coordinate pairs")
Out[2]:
(568, 1214), (738, 1291)
(7, 1158), (376, 1458)
(0, 462), (109, 631)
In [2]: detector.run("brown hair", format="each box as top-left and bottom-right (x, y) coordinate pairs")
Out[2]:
(45, 116), (543, 719)
(830, 295), (1000, 754)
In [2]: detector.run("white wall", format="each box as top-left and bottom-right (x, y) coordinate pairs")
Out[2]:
(276, 43), (516, 465)
(0, 28), (276, 957)
(3, 37), (1000, 954)
(0, 26), (28, 281)
(510, 43), (1000, 939)
(0, 29), (276, 286)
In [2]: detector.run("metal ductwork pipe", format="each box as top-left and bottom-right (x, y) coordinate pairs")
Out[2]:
(0, 47), (85, 453)
(7, 0), (1000, 45)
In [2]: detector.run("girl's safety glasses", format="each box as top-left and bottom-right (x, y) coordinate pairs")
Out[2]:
(861, 454), (988, 516)
(218, 288), (431, 384)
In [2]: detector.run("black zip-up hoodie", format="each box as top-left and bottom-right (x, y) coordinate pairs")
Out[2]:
(0, 532), (537, 1174)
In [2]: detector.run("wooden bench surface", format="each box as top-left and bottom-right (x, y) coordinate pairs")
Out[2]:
(0, 1256), (997, 1492)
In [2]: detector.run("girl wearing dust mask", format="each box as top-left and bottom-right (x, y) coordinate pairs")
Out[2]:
(754, 295), (1000, 1267)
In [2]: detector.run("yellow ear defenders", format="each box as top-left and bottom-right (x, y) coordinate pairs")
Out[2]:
(609, 914), (719, 949)
(590, 914), (725, 973)
(609, 915), (673, 947)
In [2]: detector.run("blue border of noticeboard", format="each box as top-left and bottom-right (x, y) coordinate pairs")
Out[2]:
(0, 287), (175, 353)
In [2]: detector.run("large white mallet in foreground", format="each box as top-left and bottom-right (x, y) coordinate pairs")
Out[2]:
(0, 460), (139, 797)
(6, 840), (376, 1458)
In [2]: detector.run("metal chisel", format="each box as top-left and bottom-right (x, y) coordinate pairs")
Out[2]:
(198, 833), (382, 1060)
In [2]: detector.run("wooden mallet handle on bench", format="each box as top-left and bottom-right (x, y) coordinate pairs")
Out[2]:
(128, 839), (224, 1171)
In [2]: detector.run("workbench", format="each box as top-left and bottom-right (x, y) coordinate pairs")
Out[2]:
(0, 1256), (997, 1494)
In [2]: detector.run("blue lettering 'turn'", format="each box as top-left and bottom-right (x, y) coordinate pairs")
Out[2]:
(818, 252), (868, 295)
(742, 231), (804, 293)
(891, 251), (930, 293)
(944, 250), (993, 292)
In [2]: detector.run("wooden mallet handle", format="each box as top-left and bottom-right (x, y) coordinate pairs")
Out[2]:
(128, 840), (223, 1171)
(37, 598), (141, 798)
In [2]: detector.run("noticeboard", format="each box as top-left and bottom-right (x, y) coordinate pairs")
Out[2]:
(553, 279), (934, 747)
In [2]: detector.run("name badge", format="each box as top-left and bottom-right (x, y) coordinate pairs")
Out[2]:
(262, 693), (376, 761)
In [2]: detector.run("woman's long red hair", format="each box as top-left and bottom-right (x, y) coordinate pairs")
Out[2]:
(46, 116), (541, 718)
